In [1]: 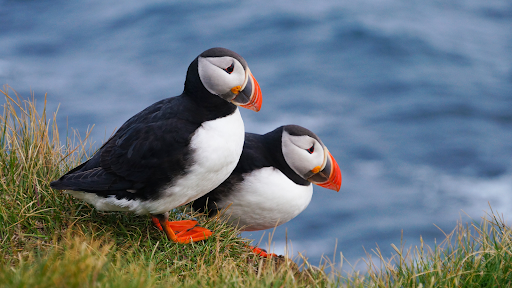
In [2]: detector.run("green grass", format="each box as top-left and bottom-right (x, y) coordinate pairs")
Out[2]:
(363, 208), (512, 287)
(0, 84), (511, 287)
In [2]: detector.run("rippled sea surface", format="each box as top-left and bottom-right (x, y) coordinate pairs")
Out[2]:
(2, 0), (511, 269)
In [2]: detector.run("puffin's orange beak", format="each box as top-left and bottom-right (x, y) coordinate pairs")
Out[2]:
(308, 149), (342, 192)
(231, 71), (262, 112)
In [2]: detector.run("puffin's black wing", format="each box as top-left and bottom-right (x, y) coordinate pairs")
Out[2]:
(51, 96), (202, 198)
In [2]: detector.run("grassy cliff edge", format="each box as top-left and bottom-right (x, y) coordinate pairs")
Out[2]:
(0, 85), (510, 287)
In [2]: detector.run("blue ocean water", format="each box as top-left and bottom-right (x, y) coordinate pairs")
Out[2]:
(2, 0), (511, 269)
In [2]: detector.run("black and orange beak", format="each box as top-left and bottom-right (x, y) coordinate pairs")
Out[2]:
(308, 148), (342, 192)
(231, 70), (262, 112)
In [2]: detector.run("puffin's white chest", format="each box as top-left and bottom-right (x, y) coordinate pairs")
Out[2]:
(72, 109), (245, 215)
(152, 108), (245, 213)
(219, 167), (313, 231)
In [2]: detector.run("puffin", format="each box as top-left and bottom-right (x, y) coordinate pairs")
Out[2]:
(192, 125), (341, 255)
(50, 47), (262, 244)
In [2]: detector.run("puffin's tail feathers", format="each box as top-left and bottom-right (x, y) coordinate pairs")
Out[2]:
(49, 167), (133, 192)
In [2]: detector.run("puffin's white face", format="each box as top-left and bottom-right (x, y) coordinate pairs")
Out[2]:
(282, 130), (326, 180)
(198, 56), (247, 100)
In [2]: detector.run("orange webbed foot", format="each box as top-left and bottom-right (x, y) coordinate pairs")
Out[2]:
(151, 214), (210, 243)
(175, 226), (213, 244)
(249, 246), (278, 258)
(151, 217), (198, 232)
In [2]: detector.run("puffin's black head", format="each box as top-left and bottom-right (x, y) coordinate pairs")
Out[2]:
(279, 125), (342, 191)
(184, 47), (262, 112)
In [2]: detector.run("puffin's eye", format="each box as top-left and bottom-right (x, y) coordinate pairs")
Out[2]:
(306, 145), (314, 154)
(223, 63), (234, 74)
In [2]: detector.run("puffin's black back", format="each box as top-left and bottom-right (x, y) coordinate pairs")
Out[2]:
(193, 126), (310, 215)
(50, 53), (237, 201)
